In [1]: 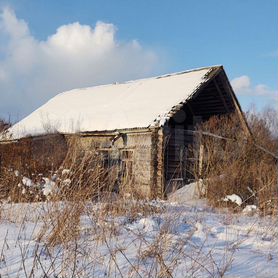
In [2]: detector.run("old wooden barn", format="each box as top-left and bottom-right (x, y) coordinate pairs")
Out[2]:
(1, 66), (248, 198)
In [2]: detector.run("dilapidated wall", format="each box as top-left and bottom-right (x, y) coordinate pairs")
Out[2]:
(67, 129), (155, 197)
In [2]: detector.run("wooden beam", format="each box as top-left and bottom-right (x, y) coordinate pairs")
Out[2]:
(219, 72), (252, 137)
(186, 101), (195, 116)
(213, 79), (230, 113)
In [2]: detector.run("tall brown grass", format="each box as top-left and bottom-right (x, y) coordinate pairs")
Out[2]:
(0, 133), (67, 202)
(193, 107), (277, 215)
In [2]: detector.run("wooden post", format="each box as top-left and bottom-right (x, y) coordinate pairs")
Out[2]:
(198, 143), (204, 178)
(197, 142), (204, 197)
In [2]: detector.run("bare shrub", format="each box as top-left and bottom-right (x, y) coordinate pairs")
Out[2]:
(0, 133), (68, 201)
(0, 133), (67, 174)
(246, 106), (278, 152)
(193, 110), (277, 214)
(0, 118), (11, 132)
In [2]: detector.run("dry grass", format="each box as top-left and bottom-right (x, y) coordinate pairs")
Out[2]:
(0, 133), (67, 201)
(193, 108), (278, 215)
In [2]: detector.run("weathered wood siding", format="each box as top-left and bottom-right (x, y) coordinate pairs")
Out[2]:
(164, 128), (194, 192)
(69, 130), (154, 197)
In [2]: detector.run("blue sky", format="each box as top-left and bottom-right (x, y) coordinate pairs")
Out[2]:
(0, 0), (277, 121)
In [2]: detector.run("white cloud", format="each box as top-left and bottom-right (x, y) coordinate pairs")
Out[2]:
(231, 75), (251, 92)
(0, 7), (163, 120)
(231, 75), (277, 101)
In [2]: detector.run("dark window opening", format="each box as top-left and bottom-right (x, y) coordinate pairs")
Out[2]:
(120, 150), (134, 184)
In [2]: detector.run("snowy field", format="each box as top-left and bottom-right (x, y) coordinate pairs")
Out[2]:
(0, 196), (277, 278)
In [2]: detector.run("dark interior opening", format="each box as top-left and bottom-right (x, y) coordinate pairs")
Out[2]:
(164, 75), (236, 193)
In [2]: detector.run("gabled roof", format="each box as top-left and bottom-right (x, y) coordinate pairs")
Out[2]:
(5, 65), (223, 140)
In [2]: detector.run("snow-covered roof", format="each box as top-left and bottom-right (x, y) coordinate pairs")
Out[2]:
(5, 66), (222, 140)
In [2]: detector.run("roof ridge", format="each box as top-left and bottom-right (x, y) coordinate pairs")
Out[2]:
(125, 65), (222, 83)
(57, 65), (223, 98)
(153, 65), (222, 79)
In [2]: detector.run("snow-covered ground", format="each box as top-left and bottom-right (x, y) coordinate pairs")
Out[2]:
(0, 196), (277, 277)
